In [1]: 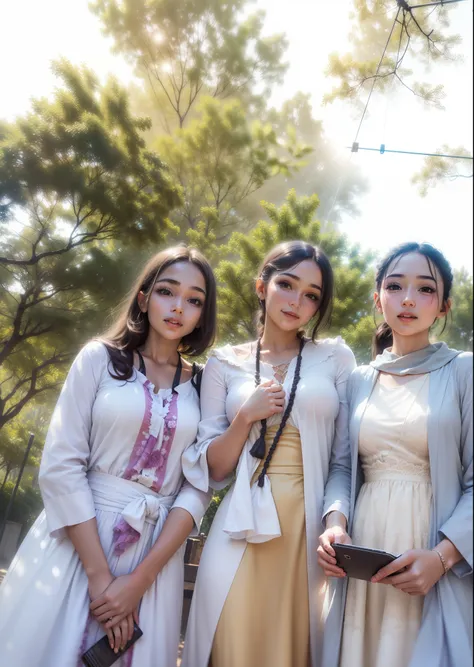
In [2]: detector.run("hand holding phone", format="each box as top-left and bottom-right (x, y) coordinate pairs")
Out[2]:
(333, 543), (399, 581)
(82, 623), (143, 667)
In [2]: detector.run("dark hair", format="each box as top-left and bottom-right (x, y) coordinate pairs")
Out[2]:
(256, 240), (334, 340)
(372, 242), (453, 358)
(100, 245), (217, 379)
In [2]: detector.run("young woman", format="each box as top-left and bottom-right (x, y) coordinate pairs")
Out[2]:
(0, 246), (217, 667)
(318, 242), (472, 667)
(181, 240), (356, 667)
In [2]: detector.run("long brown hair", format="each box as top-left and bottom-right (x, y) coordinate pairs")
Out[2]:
(372, 242), (453, 358)
(256, 240), (334, 341)
(100, 246), (216, 379)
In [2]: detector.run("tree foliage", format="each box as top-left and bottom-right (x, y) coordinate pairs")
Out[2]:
(90, 0), (288, 130)
(324, 1), (461, 109)
(411, 145), (473, 196)
(156, 95), (311, 238)
(92, 0), (366, 237)
(0, 58), (180, 430)
(216, 189), (376, 357)
(440, 268), (473, 351)
(242, 93), (368, 223)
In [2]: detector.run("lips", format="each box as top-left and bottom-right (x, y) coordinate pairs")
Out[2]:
(397, 312), (418, 321)
(164, 318), (182, 327)
(282, 310), (299, 320)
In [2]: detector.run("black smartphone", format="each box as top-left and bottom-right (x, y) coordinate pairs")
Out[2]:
(82, 622), (143, 667)
(333, 543), (399, 581)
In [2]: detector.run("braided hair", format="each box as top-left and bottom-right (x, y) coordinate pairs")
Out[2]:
(250, 336), (306, 488)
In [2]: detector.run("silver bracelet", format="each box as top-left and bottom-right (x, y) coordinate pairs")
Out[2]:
(432, 548), (449, 575)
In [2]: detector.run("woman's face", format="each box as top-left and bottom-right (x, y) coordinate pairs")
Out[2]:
(375, 252), (448, 341)
(139, 261), (206, 342)
(257, 259), (323, 333)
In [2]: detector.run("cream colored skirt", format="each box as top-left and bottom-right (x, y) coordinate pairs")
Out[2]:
(340, 471), (432, 667)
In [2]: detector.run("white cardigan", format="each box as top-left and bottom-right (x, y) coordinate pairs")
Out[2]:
(182, 337), (356, 667)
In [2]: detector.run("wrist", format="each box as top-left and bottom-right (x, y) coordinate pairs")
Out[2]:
(325, 511), (347, 531)
(133, 559), (161, 591)
(235, 407), (253, 429)
(431, 548), (449, 576)
(433, 538), (461, 571)
(86, 565), (113, 582)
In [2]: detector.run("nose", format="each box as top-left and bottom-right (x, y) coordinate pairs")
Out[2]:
(402, 288), (416, 308)
(289, 293), (301, 309)
(172, 301), (183, 314)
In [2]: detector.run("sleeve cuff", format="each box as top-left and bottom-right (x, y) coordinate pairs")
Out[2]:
(322, 500), (349, 525)
(438, 527), (473, 579)
(43, 490), (96, 538)
(182, 441), (231, 492)
(172, 483), (212, 535)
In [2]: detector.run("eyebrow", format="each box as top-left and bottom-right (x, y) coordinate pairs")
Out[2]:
(155, 277), (206, 295)
(385, 273), (437, 283)
(280, 272), (322, 291)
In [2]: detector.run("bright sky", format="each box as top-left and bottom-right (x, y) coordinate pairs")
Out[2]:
(1, 0), (472, 273)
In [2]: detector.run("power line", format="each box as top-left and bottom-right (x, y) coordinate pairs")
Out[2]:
(353, 7), (402, 146)
(407, 0), (469, 9)
(350, 144), (473, 159)
(325, 7), (403, 222)
(326, 0), (471, 221)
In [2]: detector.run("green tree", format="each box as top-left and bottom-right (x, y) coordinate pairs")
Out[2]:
(242, 93), (368, 223)
(439, 268), (473, 351)
(0, 58), (180, 431)
(216, 189), (375, 356)
(90, 0), (288, 131)
(411, 145), (473, 196)
(324, 1), (461, 109)
(157, 96), (310, 239)
(92, 0), (366, 240)
(323, 1), (471, 194)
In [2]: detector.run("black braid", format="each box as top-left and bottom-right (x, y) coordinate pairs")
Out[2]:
(249, 338), (268, 459)
(254, 336), (305, 487)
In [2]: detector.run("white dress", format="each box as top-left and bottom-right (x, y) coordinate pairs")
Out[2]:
(340, 372), (432, 667)
(0, 341), (209, 667)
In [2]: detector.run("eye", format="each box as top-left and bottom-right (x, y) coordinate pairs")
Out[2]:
(306, 293), (319, 302)
(385, 283), (401, 291)
(420, 286), (436, 294)
(277, 280), (292, 290)
(189, 298), (204, 307)
(156, 287), (172, 296)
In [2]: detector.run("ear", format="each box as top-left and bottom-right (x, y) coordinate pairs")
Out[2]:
(255, 278), (266, 302)
(374, 291), (383, 314)
(137, 291), (148, 313)
(437, 297), (451, 318)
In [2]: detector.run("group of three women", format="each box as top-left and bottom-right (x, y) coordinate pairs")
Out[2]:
(0, 239), (471, 667)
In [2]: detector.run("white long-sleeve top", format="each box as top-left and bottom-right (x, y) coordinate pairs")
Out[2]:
(39, 340), (208, 538)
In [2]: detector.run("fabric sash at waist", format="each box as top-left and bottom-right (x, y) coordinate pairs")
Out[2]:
(88, 471), (176, 555)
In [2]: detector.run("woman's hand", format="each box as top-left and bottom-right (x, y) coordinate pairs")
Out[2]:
(317, 526), (352, 578)
(240, 380), (285, 424)
(87, 571), (118, 649)
(371, 548), (445, 595)
(90, 573), (144, 629)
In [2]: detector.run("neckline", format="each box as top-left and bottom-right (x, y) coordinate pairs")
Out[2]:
(249, 339), (304, 371)
(134, 365), (194, 395)
(136, 349), (184, 394)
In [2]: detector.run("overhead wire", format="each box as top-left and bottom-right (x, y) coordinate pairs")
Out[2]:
(325, 6), (402, 222)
